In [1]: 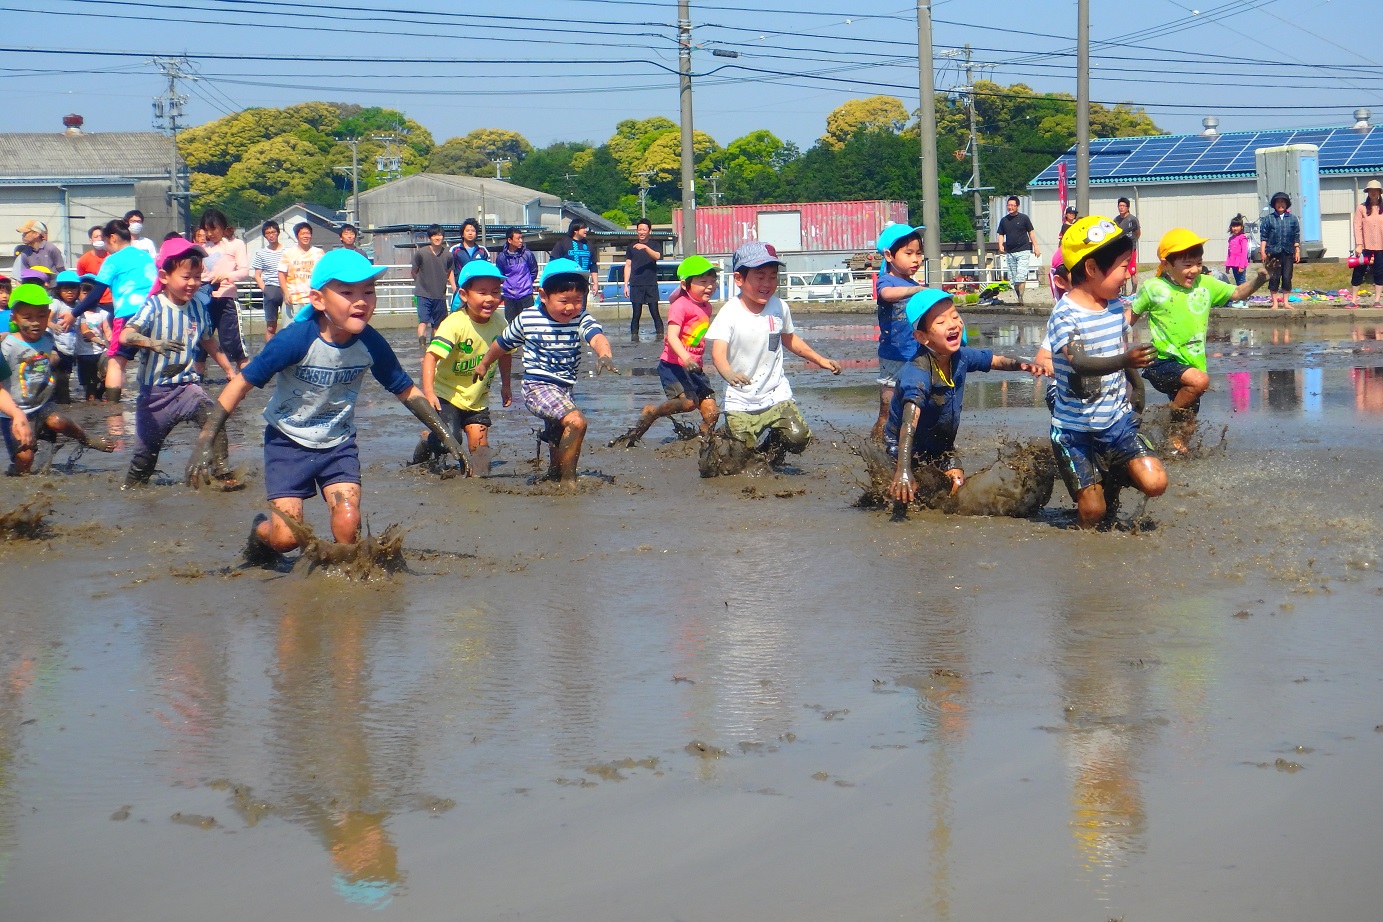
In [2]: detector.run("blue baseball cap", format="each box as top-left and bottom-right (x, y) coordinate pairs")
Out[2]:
(904, 289), (954, 329)
(54, 269), (82, 287)
(310, 249), (387, 290)
(876, 223), (925, 254)
(731, 240), (784, 273)
(456, 259), (503, 288)
(539, 257), (588, 285)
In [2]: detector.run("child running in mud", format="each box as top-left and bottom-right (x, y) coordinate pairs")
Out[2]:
(120, 237), (240, 490)
(0, 283), (115, 474)
(1047, 216), (1167, 528)
(413, 260), (512, 477)
(608, 254), (721, 448)
(186, 250), (466, 561)
(872, 223), (928, 441)
(473, 258), (619, 487)
(1128, 228), (1269, 455)
(886, 290), (1041, 503)
(705, 241), (841, 464)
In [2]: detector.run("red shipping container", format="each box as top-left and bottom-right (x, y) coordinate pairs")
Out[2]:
(673, 201), (909, 256)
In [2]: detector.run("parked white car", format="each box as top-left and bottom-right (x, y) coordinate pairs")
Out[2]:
(782, 270), (874, 302)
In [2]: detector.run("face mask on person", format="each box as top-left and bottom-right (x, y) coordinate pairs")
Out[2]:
(93, 240), (106, 250)
(128, 222), (144, 235)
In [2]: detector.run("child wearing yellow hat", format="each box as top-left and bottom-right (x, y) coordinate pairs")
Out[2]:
(1128, 228), (1267, 452)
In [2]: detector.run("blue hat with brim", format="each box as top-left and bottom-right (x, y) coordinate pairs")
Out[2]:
(904, 289), (954, 329)
(54, 269), (82, 287)
(876, 223), (925, 254)
(310, 249), (387, 290)
(456, 260), (504, 288)
(540, 257), (588, 285)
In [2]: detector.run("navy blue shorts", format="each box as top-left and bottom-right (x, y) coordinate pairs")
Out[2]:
(1142, 357), (1201, 412)
(417, 297), (448, 326)
(1050, 413), (1154, 497)
(262, 426), (361, 500)
(657, 360), (714, 402)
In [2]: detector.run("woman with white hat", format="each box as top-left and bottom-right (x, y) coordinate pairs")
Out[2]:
(1349, 179), (1383, 308)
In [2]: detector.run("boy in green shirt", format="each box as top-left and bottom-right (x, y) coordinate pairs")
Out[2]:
(413, 260), (512, 476)
(1128, 228), (1267, 453)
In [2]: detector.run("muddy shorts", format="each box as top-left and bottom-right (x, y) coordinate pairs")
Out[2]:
(658, 360), (714, 402)
(1, 403), (56, 460)
(440, 403), (492, 433)
(522, 379), (577, 426)
(263, 426), (361, 500)
(877, 357), (906, 387)
(726, 399), (810, 449)
(1142, 357), (1201, 412)
(1050, 414), (1153, 497)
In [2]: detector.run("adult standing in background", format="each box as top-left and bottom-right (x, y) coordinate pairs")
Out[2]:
(199, 208), (250, 372)
(1349, 179), (1383, 308)
(550, 219), (600, 298)
(995, 196), (1038, 305)
(14, 221), (66, 276)
(622, 218), (663, 341)
(447, 219), (489, 293)
(494, 227), (538, 323)
(1114, 196), (1142, 296)
(412, 224), (451, 351)
(124, 210), (158, 260)
(337, 223), (365, 255)
(76, 225), (111, 305)
(251, 220), (286, 341)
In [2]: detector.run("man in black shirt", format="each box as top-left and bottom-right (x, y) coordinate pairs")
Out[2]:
(995, 196), (1040, 305)
(622, 218), (663, 341)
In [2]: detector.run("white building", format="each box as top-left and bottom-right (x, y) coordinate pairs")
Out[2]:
(1027, 124), (1383, 265)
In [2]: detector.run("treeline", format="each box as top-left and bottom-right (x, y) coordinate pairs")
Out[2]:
(180, 82), (1162, 241)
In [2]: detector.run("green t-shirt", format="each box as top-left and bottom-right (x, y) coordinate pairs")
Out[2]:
(1130, 274), (1236, 371)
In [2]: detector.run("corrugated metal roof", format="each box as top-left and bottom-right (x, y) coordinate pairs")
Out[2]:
(358, 173), (561, 207)
(0, 132), (174, 180)
(1030, 125), (1383, 187)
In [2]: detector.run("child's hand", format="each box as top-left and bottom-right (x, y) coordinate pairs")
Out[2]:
(685, 360), (703, 375)
(148, 339), (185, 356)
(426, 392), (441, 412)
(7, 413), (33, 450)
(501, 382), (512, 407)
(818, 358), (842, 375)
(1255, 267), (1269, 284)
(596, 354), (621, 376)
(888, 468), (916, 504)
(1126, 343), (1155, 368)
(725, 370), (752, 387)
(472, 361), (489, 383)
(1019, 360), (1046, 378)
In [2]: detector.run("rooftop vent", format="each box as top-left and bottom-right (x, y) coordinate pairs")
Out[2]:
(1352, 108), (1372, 132)
(62, 114), (84, 135)
(1200, 116), (1220, 139)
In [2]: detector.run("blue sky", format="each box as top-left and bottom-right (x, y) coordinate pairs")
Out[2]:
(3, 0), (1379, 149)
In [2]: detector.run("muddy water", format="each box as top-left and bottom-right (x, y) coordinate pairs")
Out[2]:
(2, 312), (1382, 920)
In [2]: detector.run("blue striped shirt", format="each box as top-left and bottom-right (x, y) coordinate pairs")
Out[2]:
(1046, 295), (1132, 432)
(130, 292), (214, 387)
(494, 305), (603, 386)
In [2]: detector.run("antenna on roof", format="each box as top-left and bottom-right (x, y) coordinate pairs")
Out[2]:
(1200, 116), (1220, 139)
(1351, 108), (1372, 133)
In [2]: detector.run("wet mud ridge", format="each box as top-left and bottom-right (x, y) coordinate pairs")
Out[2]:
(0, 495), (53, 541)
(855, 438), (1056, 518)
(270, 515), (409, 580)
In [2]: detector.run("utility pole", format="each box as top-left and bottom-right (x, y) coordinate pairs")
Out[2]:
(964, 45), (986, 267)
(678, 0), (697, 256)
(335, 136), (362, 226)
(708, 173), (723, 206)
(917, 1), (941, 284)
(1076, 0), (1091, 215)
(562, 172), (577, 201)
(491, 158), (510, 180)
(151, 55), (191, 231)
(373, 128), (406, 183)
(635, 170), (656, 219)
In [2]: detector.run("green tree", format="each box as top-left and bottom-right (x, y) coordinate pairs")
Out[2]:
(821, 96), (909, 150)
(720, 130), (798, 204)
(429, 129), (533, 177)
(605, 116), (678, 183)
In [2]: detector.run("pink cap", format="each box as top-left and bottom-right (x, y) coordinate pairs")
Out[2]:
(149, 237), (206, 295)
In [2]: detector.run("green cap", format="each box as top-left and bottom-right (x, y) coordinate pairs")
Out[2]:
(8, 283), (51, 308)
(676, 254), (717, 280)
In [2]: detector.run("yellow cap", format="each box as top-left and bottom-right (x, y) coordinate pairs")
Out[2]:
(1060, 215), (1125, 271)
(1156, 228), (1209, 262)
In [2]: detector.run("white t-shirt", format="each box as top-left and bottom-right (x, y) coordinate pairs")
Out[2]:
(705, 295), (795, 413)
(130, 237), (159, 260)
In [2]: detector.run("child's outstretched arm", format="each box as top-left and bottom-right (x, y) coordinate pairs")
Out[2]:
(472, 339), (509, 382)
(186, 375), (255, 486)
(587, 333), (620, 376)
(1231, 264), (1270, 302)
(781, 332), (842, 374)
(396, 384), (467, 465)
(888, 401), (922, 503)
(1064, 340), (1154, 373)
(498, 353), (513, 406)
(120, 324), (185, 357)
(990, 355), (1044, 377)
(200, 332), (237, 380)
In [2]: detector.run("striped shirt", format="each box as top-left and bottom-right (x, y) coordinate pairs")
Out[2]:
(494, 305), (603, 386)
(1046, 294), (1131, 432)
(250, 245), (285, 288)
(129, 292), (214, 387)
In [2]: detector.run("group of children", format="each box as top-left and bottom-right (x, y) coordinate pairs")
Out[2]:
(2, 201), (1276, 563)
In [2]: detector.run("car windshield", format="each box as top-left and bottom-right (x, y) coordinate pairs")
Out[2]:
(811, 272), (835, 285)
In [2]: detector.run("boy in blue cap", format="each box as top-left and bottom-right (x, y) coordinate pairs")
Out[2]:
(872, 223), (928, 441)
(413, 259), (513, 476)
(49, 269), (83, 404)
(473, 257), (619, 487)
(886, 290), (1041, 503)
(187, 249), (466, 561)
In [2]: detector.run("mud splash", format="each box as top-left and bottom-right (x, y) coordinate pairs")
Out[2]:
(1138, 403), (1229, 460)
(857, 438), (1056, 518)
(0, 495), (53, 540)
(273, 514), (408, 580)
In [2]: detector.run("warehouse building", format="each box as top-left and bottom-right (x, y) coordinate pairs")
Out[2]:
(1027, 123), (1383, 264)
(673, 200), (908, 272)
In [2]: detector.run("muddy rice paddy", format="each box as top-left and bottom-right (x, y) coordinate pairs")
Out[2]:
(1, 311), (1381, 920)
